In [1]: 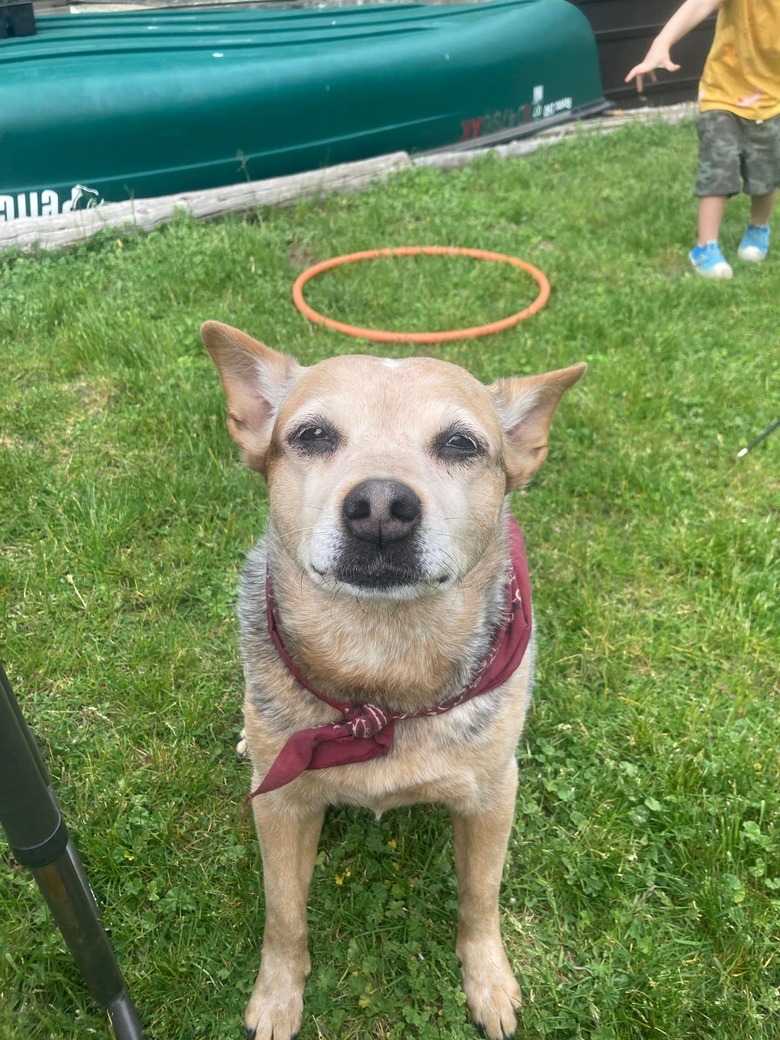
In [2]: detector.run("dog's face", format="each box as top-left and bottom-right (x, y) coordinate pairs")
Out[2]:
(268, 353), (509, 596)
(201, 322), (585, 598)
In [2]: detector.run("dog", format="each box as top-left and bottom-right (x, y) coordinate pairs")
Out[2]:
(201, 320), (585, 1040)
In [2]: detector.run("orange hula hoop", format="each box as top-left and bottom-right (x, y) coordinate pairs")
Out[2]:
(291, 246), (550, 344)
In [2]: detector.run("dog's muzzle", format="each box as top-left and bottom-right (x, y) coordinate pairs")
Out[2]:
(334, 479), (425, 589)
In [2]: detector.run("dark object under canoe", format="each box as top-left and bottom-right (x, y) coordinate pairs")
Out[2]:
(572, 0), (716, 108)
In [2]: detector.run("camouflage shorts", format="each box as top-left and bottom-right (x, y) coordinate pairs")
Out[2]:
(694, 110), (780, 197)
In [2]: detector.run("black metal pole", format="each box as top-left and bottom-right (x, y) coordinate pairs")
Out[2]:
(0, 663), (147, 1040)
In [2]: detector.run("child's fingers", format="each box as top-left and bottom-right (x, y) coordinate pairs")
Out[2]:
(625, 60), (680, 91)
(624, 67), (655, 92)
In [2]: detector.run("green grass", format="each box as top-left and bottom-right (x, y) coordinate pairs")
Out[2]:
(1, 119), (779, 1040)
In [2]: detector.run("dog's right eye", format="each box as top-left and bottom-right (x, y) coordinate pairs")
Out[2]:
(289, 421), (340, 456)
(298, 425), (326, 442)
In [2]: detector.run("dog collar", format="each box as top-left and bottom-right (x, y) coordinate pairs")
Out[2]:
(249, 513), (532, 797)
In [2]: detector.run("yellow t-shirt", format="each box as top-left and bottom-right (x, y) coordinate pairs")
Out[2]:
(699, 0), (780, 120)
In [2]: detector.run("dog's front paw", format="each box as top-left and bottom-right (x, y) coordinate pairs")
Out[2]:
(459, 943), (521, 1040)
(244, 961), (306, 1040)
(244, 986), (303, 1040)
(236, 729), (249, 759)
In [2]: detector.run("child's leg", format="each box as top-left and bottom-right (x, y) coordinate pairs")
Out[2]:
(738, 191), (774, 261)
(697, 195), (728, 246)
(690, 113), (738, 277)
(739, 115), (779, 261)
(691, 194), (732, 277)
(749, 190), (776, 226)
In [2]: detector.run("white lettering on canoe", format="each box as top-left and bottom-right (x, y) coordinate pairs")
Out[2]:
(461, 95), (573, 142)
(532, 97), (573, 121)
(0, 184), (103, 223)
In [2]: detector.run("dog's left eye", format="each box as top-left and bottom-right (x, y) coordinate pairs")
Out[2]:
(434, 429), (484, 462)
(445, 433), (478, 451)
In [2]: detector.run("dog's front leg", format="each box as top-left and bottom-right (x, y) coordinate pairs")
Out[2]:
(245, 797), (324, 1040)
(451, 765), (521, 1040)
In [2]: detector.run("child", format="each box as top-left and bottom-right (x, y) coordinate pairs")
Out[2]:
(625, 0), (780, 278)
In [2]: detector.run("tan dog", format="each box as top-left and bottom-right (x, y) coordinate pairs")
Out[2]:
(201, 320), (585, 1040)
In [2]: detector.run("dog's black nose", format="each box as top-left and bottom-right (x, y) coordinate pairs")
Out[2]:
(342, 480), (421, 547)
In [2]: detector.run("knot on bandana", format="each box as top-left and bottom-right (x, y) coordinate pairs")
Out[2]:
(345, 703), (391, 738)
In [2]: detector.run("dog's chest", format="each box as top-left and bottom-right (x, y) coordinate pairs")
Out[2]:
(287, 716), (492, 812)
(244, 651), (534, 814)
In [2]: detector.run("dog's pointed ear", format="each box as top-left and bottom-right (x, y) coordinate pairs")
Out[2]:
(489, 362), (587, 491)
(201, 321), (303, 473)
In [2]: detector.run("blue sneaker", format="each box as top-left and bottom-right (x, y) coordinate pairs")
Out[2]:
(689, 241), (733, 279)
(737, 224), (770, 262)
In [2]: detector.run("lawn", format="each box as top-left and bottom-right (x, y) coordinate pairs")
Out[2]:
(1, 118), (778, 1040)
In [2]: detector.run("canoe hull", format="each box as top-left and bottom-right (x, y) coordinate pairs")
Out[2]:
(0, 0), (605, 221)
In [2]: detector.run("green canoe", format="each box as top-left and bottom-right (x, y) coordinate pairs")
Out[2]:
(0, 0), (606, 223)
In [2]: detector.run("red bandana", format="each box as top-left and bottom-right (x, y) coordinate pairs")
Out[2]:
(250, 514), (532, 797)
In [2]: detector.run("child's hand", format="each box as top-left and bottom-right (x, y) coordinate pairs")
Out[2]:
(625, 46), (681, 93)
(625, 0), (721, 92)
